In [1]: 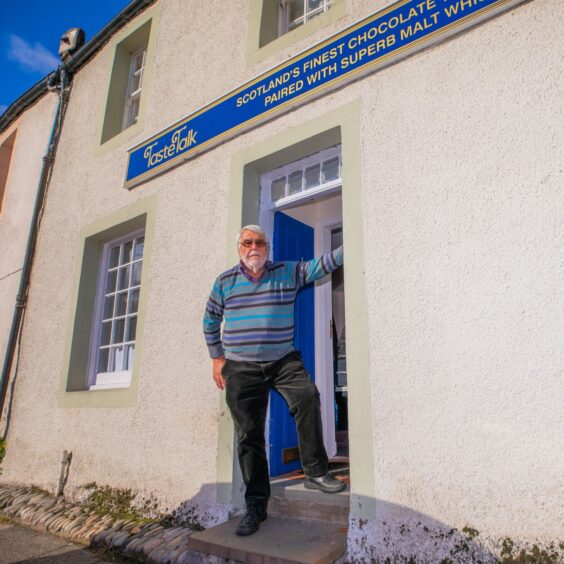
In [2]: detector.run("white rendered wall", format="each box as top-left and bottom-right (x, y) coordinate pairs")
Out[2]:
(352, 0), (564, 560)
(0, 94), (58, 402)
(0, 0), (561, 559)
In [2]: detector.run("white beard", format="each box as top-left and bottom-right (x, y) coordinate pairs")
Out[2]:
(241, 253), (267, 273)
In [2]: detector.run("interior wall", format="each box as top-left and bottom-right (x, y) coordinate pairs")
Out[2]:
(281, 192), (342, 228)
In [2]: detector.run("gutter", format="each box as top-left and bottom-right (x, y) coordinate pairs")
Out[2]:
(0, 0), (155, 135)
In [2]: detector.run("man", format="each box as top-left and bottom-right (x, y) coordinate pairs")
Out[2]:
(203, 224), (345, 536)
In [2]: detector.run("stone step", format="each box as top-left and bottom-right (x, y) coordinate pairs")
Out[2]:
(188, 515), (347, 564)
(268, 476), (349, 527)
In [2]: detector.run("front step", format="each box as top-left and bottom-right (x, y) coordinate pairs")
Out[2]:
(268, 475), (349, 527)
(188, 515), (347, 564)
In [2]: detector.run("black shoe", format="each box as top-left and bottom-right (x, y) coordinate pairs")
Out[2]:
(235, 508), (268, 536)
(304, 473), (346, 493)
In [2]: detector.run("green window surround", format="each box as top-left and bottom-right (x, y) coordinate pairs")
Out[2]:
(247, 0), (347, 68)
(59, 196), (157, 409)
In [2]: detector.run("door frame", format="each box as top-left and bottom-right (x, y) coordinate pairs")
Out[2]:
(259, 148), (343, 459)
(314, 215), (343, 459)
(220, 101), (376, 522)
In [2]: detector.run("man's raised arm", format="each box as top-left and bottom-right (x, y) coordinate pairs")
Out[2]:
(297, 246), (343, 287)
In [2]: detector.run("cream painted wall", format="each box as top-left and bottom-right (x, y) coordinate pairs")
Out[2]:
(353, 0), (564, 559)
(0, 94), (58, 384)
(0, 0), (562, 559)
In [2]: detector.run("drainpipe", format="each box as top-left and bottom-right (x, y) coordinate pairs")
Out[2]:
(0, 65), (70, 438)
(0, 0), (158, 434)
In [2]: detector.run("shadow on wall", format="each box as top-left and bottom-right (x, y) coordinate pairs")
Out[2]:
(164, 483), (557, 563)
(167, 481), (236, 530)
(346, 497), (498, 563)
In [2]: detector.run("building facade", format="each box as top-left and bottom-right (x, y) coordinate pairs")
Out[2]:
(0, 0), (562, 561)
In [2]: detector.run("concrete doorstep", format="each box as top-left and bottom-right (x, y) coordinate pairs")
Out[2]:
(189, 516), (347, 564)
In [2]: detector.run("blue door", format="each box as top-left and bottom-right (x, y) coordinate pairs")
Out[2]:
(269, 211), (315, 476)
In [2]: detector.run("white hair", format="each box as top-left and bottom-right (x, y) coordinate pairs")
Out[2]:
(236, 225), (268, 246)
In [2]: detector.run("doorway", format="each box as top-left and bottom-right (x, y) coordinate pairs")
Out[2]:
(260, 146), (349, 476)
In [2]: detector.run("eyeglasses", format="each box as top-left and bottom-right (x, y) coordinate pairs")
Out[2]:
(239, 239), (268, 248)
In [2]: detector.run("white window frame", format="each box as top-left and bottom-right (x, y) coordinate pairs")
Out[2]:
(122, 46), (147, 131)
(279, 0), (333, 36)
(87, 228), (145, 390)
(259, 145), (341, 249)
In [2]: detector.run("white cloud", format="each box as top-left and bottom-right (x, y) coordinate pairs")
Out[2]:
(7, 34), (59, 74)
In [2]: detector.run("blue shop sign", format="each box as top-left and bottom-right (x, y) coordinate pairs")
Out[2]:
(125, 0), (519, 189)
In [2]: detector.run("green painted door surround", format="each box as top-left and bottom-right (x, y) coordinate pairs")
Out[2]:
(218, 100), (376, 519)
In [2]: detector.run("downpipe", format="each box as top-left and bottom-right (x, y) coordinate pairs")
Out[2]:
(0, 65), (71, 439)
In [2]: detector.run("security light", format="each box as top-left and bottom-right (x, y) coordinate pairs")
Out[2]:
(59, 28), (85, 62)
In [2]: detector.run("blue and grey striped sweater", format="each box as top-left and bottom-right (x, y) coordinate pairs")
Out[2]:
(203, 247), (343, 361)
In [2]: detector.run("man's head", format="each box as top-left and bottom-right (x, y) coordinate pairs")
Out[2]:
(237, 225), (269, 274)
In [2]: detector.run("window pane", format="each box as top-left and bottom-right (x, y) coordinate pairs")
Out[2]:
(305, 164), (321, 189)
(105, 270), (117, 294)
(133, 237), (144, 260)
(130, 71), (142, 94)
(132, 50), (145, 72)
(100, 321), (112, 346)
(322, 157), (339, 182)
(109, 246), (120, 268)
(128, 288), (140, 314)
(131, 262), (143, 286)
(126, 316), (137, 342)
(129, 96), (141, 125)
(103, 295), (115, 320)
(121, 241), (133, 265)
(124, 344), (135, 370)
(108, 348), (116, 372)
(109, 346), (125, 372)
(115, 346), (125, 371)
(287, 0), (304, 21)
(271, 177), (286, 202)
(112, 318), (125, 344)
(115, 291), (128, 317)
(118, 266), (130, 291)
(288, 170), (303, 195)
(97, 348), (109, 373)
(308, 0), (322, 12)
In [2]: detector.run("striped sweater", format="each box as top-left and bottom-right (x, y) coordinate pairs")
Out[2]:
(203, 247), (343, 361)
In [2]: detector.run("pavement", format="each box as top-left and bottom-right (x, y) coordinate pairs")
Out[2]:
(0, 516), (127, 564)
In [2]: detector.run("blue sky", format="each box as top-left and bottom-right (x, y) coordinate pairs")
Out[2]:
(0, 1), (132, 114)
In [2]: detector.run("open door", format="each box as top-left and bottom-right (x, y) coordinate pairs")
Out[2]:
(268, 211), (315, 476)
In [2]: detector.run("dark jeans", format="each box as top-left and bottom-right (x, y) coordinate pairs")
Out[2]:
(223, 350), (328, 510)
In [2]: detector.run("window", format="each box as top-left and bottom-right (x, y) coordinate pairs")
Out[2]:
(249, 0), (346, 63)
(0, 130), (17, 214)
(122, 47), (146, 130)
(88, 230), (144, 390)
(100, 19), (152, 144)
(262, 145), (341, 207)
(62, 200), (155, 406)
(280, 0), (333, 35)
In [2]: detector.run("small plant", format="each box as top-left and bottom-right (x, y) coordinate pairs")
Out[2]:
(461, 527), (480, 540)
(501, 537), (563, 563)
(81, 484), (182, 529)
(0, 438), (6, 474)
(85, 485), (154, 523)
